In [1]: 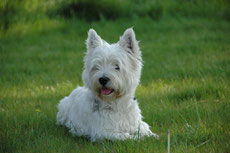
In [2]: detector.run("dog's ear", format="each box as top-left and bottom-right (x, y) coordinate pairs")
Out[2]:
(87, 29), (103, 50)
(119, 28), (140, 56)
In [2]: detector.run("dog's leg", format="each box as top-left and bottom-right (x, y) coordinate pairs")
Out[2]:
(57, 97), (72, 126)
(90, 132), (133, 142)
(138, 121), (159, 138)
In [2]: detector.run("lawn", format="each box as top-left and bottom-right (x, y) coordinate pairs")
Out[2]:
(0, 13), (230, 153)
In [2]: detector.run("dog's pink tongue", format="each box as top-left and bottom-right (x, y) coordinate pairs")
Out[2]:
(101, 88), (112, 95)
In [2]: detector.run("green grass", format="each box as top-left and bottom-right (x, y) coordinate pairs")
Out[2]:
(0, 16), (230, 152)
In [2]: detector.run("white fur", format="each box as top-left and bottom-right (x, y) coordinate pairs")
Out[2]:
(57, 28), (158, 141)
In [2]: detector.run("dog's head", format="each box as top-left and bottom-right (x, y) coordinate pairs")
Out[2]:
(82, 28), (143, 102)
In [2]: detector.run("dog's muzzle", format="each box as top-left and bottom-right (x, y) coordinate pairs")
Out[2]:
(99, 77), (110, 86)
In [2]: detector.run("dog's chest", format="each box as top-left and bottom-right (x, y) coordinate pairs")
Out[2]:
(92, 98), (140, 129)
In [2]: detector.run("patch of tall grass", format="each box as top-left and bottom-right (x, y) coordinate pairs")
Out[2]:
(1, 0), (230, 32)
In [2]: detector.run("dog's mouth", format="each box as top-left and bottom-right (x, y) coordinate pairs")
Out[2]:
(100, 88), (114, 95)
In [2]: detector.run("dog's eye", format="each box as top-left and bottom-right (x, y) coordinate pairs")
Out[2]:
(92, 66), (99, 71)
(115, 64), (120, 71)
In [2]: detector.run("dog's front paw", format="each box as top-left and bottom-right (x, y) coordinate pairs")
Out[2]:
(113, 132), (133, 140)
(150, 132), (159, 139)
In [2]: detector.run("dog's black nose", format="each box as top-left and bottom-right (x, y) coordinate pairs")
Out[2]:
(99, 77), (110, 86)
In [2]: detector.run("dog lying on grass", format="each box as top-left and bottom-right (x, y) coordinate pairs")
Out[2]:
(57, 28), (158, 141)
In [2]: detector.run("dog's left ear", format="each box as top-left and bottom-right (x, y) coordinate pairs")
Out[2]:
(119, 28), (140, 56)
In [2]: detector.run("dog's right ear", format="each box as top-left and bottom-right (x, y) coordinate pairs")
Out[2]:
(86, 29), (103, 50)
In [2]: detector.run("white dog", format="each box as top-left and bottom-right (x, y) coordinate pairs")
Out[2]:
(57, 28), (158, 141)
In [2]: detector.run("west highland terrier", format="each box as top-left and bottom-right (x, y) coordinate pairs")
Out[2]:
(57, 28), (158, 141)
